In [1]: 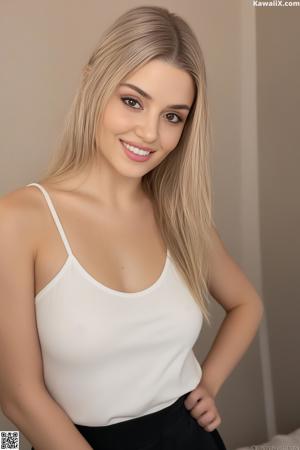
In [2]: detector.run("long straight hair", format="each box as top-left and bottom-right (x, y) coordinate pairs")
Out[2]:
(41, 6), (216, 325)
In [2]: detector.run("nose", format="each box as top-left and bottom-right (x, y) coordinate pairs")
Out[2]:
(135, 111), (159, 144)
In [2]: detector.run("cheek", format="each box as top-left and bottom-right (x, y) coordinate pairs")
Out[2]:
(101, 102), (133, 135)
(161, 127), (184, 153)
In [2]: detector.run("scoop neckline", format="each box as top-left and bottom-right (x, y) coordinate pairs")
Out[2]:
(70, 249), (171, 298)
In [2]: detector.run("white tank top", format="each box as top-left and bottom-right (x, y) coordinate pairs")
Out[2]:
(26, 182), (203, 426)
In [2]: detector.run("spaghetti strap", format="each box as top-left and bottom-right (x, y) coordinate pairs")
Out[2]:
(26, 182), (73, 258)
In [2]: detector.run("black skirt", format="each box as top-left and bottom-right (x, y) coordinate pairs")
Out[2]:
(32, 391), (227, 449)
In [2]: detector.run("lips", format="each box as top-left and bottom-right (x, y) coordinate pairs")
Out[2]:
(120, 139), (155, 153)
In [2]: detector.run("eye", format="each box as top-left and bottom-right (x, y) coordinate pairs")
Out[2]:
(121, 96), (142, 109)
(120, 96), (184, 124)
(165, 113), (183, 124)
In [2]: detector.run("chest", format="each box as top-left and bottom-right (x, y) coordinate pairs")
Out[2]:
(34, 199), (168, 297)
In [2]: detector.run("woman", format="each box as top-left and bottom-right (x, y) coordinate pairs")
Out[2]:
(0, 6), (264, 450)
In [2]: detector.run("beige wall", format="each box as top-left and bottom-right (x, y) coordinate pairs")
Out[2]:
(1, 1), (299, 449)
(256, 4), (300, 437)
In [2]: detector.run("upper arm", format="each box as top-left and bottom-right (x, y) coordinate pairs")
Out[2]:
(207, 226), (264, 313)
(0, 189), (46, 415)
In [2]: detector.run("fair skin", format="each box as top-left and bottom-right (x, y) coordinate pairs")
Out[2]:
(34, 59), (195, 297)
(0, 58), (263, 448)
(73, 58), (195, 209)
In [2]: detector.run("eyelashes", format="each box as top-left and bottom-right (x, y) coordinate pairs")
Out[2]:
(120, 96), (183, 124)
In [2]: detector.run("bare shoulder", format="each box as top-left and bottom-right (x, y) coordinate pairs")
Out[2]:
(0, 183), (44, 210)
(0, 184), (45, 253)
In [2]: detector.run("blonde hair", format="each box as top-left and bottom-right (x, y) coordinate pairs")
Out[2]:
(41, 5), (216, 325)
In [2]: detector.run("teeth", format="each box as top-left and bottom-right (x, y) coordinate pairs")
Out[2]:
(122, 141), (150, 156)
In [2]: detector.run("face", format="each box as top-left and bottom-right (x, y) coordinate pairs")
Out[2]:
(95, 59), (195, 177)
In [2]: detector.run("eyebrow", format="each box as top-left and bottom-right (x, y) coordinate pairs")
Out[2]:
(119, 82), (191, 111)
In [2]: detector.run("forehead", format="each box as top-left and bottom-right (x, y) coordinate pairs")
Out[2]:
(120, 59), (195, 106)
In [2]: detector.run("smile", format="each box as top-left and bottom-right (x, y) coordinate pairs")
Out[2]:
(120, 139), (154, 162)
(122, 141), (150, 156)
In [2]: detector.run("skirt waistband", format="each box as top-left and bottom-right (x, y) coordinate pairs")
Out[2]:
(74, 392), (190, 447)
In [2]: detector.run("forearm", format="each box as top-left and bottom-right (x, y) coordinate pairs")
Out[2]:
(3, 388), (93, 450)
(199, 300), (264, 397)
